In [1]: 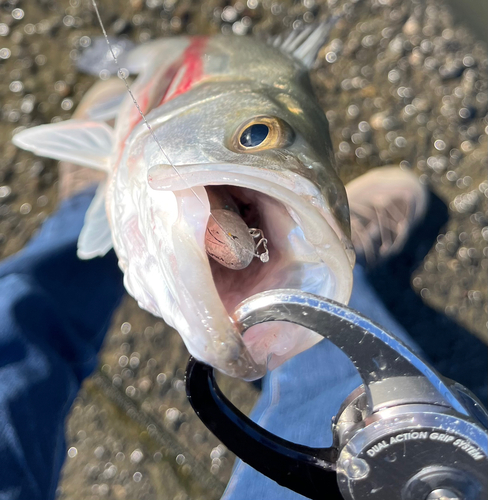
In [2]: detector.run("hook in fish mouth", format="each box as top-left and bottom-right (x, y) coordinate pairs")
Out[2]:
(146, 162), (353, 379)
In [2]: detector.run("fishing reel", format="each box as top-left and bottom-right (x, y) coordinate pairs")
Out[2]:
(185, 291), (488, 500)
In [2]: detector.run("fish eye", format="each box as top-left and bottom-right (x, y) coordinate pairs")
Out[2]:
(231, 116), (294, 152)
(240, 124), (269, 148)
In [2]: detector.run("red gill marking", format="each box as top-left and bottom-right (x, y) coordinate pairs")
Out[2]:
(115, 37), (208, 170)
(116, 63), (179, 169)
(160, 36), (208, 105)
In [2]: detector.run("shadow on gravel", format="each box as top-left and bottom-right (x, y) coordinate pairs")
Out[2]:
(367, 191), (488, 405)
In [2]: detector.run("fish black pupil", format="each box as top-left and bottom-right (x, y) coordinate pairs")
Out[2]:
(240, 124), (269, 148)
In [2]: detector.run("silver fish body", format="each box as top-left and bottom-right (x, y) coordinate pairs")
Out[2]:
(13, 32), (354, 380)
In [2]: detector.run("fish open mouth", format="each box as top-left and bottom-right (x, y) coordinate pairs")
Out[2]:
(147, 163), (353, 379)
(205, 185), (282, 314)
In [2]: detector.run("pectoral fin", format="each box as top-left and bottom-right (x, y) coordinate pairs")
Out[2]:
(86, 92), (126, 122)
(77, 77), (128, 122)
(12, 120), (114, 171)
(77, 182), (113, 259)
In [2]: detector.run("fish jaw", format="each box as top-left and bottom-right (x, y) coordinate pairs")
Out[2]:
(142, 162), (354, 376)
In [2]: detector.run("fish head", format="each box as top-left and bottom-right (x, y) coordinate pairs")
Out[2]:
(120, 78), (354, 380)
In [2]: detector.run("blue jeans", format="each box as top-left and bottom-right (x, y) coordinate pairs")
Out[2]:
(0, 190), (451, 499)
(0, 189), (125, 499)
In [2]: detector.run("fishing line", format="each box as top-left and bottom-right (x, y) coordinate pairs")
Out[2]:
(90, 0), (268, 264)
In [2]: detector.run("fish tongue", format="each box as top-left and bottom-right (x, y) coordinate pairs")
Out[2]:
(205, 186), (255, 270)
(206, 210), (255, 270)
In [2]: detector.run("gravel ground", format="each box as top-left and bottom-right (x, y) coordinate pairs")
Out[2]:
(0, 0), (487, 498)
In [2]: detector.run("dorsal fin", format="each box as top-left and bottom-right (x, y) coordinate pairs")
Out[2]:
(268, 16), (339, 69)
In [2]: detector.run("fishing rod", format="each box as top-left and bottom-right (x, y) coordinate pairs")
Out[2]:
(186, 291), (488, 500)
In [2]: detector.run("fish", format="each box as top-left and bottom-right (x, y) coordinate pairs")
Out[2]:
(12, 22), (355, 380)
